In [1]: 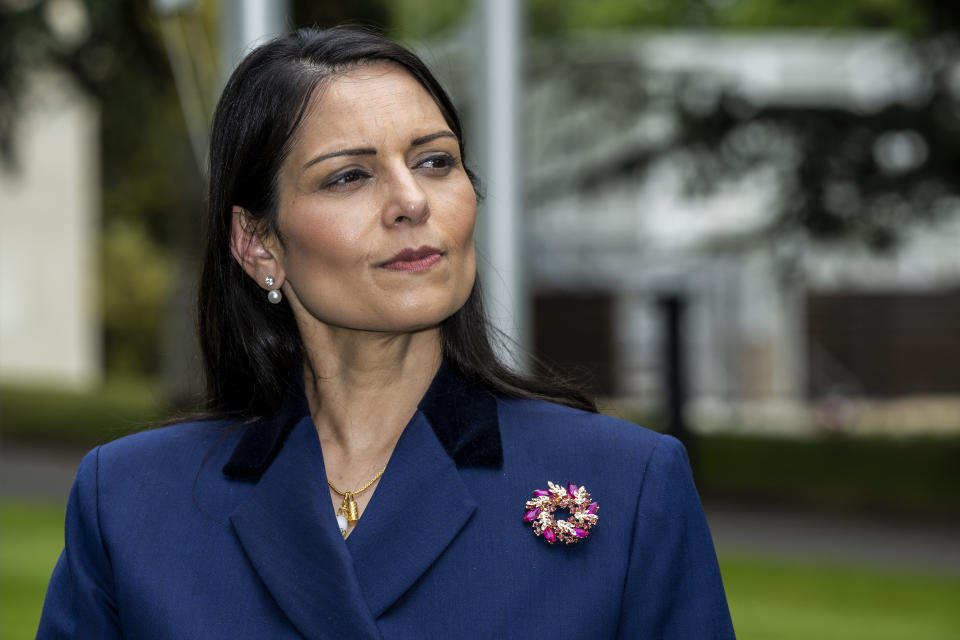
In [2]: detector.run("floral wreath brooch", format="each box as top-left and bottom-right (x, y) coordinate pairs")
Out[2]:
(524, 482), (599, 544)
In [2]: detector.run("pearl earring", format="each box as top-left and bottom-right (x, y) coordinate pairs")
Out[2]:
(264, 276), (282, 304)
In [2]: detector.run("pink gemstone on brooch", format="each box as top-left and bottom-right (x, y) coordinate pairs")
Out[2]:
(525, 482), (598, 546)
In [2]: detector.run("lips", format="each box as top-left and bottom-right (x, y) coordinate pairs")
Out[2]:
(380, 245), (444, 272)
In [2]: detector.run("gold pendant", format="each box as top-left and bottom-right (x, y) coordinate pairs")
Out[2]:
(342, 492), (360, 525)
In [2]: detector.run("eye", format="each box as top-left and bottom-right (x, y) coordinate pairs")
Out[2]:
(416, 153), (458, 173)
(323, 168), (370, 190)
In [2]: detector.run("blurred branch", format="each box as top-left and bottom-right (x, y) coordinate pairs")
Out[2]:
(155, 11), (215, 171)
(527, 30), (960, 251)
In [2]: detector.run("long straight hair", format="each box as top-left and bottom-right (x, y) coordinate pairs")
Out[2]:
(199, 26), (595, 420)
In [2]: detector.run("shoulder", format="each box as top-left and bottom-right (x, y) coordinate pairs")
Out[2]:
(494, 396), (688, 492)
(84, 419), (244, 489)
(496, 395), (670, 460)
(101, 418), (236, 459)
(66, 418), (252, 539)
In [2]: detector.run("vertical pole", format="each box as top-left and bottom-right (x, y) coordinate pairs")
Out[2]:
(221, 0), (290, 80)
(473, 0), (527, 369)
(659, 294), (695, 467)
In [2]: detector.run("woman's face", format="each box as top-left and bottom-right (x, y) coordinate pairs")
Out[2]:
(268, 63), (477, 335)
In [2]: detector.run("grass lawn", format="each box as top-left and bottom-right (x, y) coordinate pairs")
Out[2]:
(0, 501), (65, 640)
(720, 553), (960, 640)
(2, 502), (959, 639)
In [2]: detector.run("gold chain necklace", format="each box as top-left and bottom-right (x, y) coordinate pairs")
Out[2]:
(328, 465), (387, 535)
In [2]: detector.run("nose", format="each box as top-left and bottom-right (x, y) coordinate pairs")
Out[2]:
(381, 168), (429, 227)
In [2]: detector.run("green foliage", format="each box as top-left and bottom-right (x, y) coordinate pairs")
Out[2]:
(93, 6), (203, 376)
(98, 44), (201, 243)
(695, 433), (960, 517)
(528, 0), (716, 34)
(101, 221), (174, 374)
(292, 0), (390, 33)
(388, 0), (470, 40)
(0, 378), (164, 447)
(292, 0), (470, 41)
(720, 554), (960, 639)
(527, 0), (931, 34)
(717, 0), (930, 33)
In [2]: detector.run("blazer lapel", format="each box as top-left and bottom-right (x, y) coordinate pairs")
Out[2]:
(223, 361), (503, 629)
(229, 415), (382, 640)
(344, 410), (478, 618)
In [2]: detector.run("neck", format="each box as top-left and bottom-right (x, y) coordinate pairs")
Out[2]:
(301, 324), (442, 458)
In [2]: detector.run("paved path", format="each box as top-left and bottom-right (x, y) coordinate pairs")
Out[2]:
(3, 444), (958, 576)
(0, 444), (85, 501)
(705, 502), (960, 576)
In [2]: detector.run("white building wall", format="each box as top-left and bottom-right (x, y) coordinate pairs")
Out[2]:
(523, 31), (946, 413)
(0, 73), (100, 388)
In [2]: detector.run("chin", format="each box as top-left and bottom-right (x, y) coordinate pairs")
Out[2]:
(373, 296), (467, 334)
(381, 308), (458, 333)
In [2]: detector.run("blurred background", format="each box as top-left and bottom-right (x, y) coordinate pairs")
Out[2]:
(1, 0), (959, 638)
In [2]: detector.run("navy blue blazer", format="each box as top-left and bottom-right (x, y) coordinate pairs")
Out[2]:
(38, 364), (735, 639)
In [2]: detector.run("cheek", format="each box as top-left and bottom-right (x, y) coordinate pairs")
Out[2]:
(281, 209), (366, 270)
(461, 204), (478, 243)
(444, 183), (478, 248)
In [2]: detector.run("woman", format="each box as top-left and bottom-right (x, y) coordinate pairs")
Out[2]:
(38, 27), (734, 639)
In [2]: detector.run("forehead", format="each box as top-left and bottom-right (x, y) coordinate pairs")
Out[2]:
(292, 63), (448, 151)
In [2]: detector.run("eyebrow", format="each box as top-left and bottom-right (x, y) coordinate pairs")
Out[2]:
(301, 130), (457, 171)
(302, 147), (375, 171)
(411, 130), (457, 146)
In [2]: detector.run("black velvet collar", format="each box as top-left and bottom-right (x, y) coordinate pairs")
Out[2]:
(222, 362), (503, 480)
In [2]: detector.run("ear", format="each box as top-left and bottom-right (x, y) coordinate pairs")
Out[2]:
(229, 206), (285, 288)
